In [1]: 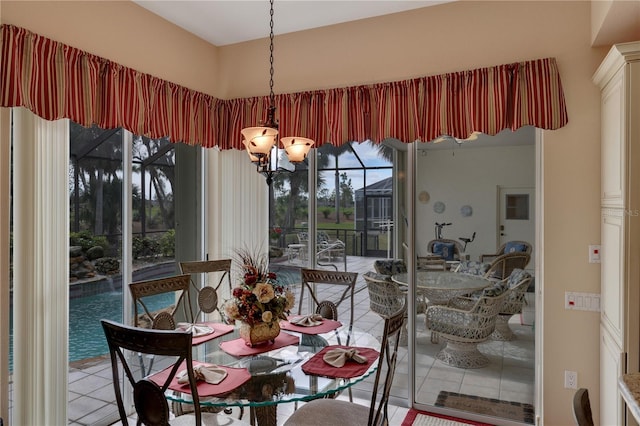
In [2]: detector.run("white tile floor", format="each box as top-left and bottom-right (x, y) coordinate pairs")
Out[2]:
(10, 255), (534, 425)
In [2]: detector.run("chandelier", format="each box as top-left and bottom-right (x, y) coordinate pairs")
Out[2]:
(241, 0), (314, 185)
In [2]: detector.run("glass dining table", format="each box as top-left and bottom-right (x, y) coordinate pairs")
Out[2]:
(391, 270), (491, 305)
(161, 323), (380, 426)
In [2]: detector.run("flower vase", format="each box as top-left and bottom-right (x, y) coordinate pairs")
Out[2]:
(239, 321), (280, 347)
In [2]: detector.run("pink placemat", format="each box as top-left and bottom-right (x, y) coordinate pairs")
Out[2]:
(219, 332), (299, 357)
(280, 317), (342, 335)
(301, 345), (379, 379)
(175, 322), (234, 346)
(148, 361), (251, 397)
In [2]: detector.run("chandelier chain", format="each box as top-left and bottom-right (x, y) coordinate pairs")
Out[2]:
(269, 0), (275, 106)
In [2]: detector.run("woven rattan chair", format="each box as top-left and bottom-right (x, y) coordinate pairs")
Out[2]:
(426, 283), (508, 368)
(364, 271), (407, 345)
(491, 269), (533, 340)
(373, 259), (428, 314)
(484, 252), (531, 281)
(417, 256), (447, 271)
(480, 240), (532, 262)
(179, 259), (232, 320)
(283, 305), (406, 426)
(427, 239), (464, 262)
(373, 259), (407, 275)
(101, 319), (222, 426)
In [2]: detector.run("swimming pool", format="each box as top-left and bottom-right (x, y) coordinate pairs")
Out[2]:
(9, 265), (301, 368)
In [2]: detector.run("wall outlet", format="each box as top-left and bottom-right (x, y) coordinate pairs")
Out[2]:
(565, 370), (578, 389)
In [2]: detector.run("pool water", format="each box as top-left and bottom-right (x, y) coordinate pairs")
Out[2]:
(69, 291), (174, 362)
(9, 265), (301, 368)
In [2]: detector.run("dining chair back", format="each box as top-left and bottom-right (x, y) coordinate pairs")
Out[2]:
(101, 319), (214, 426)
(298, 269), (358, 329)
(179, 259), (232, 319)
(283, 305), (407, 426)
(484, 252), (531, 281)
(129, 274), (194, 330)
(573, 388), (595, 426)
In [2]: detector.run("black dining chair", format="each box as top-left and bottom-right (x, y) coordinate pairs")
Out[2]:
(101, 319), (221, 425)
(573, 388), (595, 426)
(179, 259), (232, 321)
(283, 305), (407, 426)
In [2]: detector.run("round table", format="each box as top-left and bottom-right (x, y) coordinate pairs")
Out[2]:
(392, 270), (491, 305)
(165, 325), (380, 426)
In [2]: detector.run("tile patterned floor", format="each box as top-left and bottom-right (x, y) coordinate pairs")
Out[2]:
(9, 255), (534, 425)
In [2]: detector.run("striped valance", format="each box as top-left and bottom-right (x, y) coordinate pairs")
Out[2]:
(1, 24), (568, 149)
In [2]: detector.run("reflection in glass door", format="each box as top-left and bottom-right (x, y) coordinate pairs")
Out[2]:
(410, 135), (536, 424)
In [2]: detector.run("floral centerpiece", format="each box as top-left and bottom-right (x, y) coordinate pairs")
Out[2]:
(224, 248), (294, 346)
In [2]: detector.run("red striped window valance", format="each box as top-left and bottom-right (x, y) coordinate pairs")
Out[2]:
(1, 24), (568, 149)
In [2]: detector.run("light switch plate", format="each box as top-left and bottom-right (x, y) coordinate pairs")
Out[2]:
(588, 245), (601, 263)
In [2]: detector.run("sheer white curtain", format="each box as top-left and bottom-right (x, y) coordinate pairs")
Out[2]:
(12, 108), (69, 425)
(205, 148), (268, 296)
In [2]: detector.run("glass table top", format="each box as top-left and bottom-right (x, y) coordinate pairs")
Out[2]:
(164, 324), (380, 409)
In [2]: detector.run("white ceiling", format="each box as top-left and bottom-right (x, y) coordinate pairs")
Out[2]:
(133, 0), (451, 46)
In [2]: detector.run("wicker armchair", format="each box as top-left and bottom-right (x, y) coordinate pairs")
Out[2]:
(480, 240), (532, 262)
(373, 259), (427, 314)
(373, 259), (407, 275)
(491, 269), (533, 340)
(426, 283), (508, 368)
(427, 239), (464, 263)
(485, 252), (531, 280)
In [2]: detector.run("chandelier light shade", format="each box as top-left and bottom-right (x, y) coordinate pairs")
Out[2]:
(281, 136), (314, 162)
(240, 0), (315, 183)
(241, 126), (279, 157)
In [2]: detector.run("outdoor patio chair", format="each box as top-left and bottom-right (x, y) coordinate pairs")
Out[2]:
(480, 240), (532, 263)
(101, 319), (225, 426)
(426, 281), (508, 368)
(484, 252), (531, 281)
(373, 258), (407, 275)
(491, 269), (533, 340)
(453, 260), (491, 276)
(417, 256), (447, 271)
(373, 259), (427, 314)
(427, 239), (464, 262)
(283, 305), (406, 426)
(297, 231), (346, 270)
(179, 259), (232, 321)
(364, 271), (408, 345)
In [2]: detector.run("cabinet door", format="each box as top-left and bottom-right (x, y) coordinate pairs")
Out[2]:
(601, 66), (625, 207)
(602, 325), (625, 426)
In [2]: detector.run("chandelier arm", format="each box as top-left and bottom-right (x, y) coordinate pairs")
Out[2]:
(241, 0), (314, 186)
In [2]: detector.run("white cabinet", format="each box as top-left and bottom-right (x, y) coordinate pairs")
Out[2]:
(593, 41), (640, 426)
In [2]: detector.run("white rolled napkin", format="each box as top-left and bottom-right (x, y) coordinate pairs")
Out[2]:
(177, 322), (213, 337)
(177, 364), (228, 385)
(290, 313), (324, 327)
(322, 348), (367, 368)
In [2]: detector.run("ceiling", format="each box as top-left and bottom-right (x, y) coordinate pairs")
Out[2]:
(133, 0), (452, 46)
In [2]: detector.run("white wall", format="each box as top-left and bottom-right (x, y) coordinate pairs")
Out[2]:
(416, 143), (535, 262)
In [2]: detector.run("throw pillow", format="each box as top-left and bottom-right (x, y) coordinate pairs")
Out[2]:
(433, 242), (456, 261)
(504, 241), (528, 254)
